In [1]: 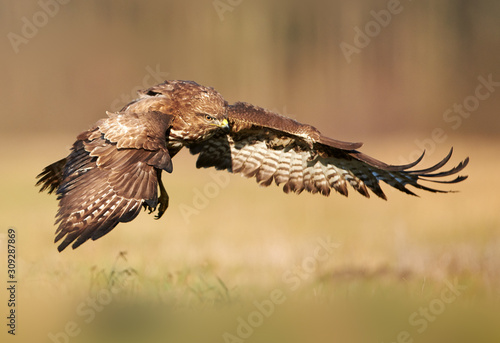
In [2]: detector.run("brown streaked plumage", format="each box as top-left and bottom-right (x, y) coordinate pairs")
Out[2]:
(36, 80), (469, 251)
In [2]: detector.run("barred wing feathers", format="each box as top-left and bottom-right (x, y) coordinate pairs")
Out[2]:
(51, 111), (173, 251)
(189, 102), (468, 199)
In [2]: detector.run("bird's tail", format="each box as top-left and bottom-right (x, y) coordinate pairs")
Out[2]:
(36, 158), (67, 194)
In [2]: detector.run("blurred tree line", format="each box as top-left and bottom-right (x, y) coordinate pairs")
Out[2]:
(1, 0), (498, 138)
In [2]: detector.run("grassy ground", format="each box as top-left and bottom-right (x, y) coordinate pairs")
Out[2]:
(1, 134), (499, 343)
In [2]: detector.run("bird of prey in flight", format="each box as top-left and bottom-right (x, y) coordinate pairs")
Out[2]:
(36, 80), (469, 251)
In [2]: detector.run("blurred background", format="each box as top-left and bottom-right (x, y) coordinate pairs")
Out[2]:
(1, 0), (499, 342)
(2, 0), (499, 137)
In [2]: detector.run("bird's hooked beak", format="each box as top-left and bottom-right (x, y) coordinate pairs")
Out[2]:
(218, 118), (230, 131)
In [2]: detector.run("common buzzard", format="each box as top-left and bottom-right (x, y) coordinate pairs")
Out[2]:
(36, 80), (469, 251)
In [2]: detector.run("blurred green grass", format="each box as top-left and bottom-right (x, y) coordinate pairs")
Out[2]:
(1, 133), (499, 342)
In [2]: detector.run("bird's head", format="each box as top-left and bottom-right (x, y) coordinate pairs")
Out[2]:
(131, 80), (229, 142)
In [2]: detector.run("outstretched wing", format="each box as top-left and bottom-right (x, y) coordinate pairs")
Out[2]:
(189, 102), (468, 199)
(49, 111), (173, 251)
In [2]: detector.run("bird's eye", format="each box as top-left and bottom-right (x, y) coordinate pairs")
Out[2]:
(205, 114), (215, 121)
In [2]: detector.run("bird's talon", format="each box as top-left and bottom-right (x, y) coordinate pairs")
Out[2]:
(154, 202), (167, 220)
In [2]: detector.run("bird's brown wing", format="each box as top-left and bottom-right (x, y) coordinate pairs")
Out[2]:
(189, 102), (468, 199)
(53, 110), (173, 251)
